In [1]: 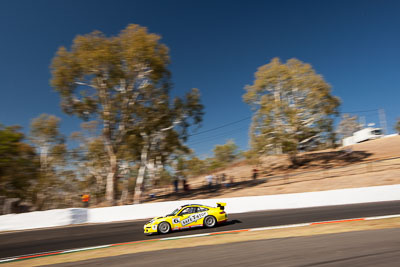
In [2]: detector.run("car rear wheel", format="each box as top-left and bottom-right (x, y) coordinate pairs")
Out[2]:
(204, 216), (216, 228)
(158, 222), (170, 234)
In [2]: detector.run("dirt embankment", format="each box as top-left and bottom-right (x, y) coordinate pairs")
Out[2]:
(148, 135), (400, 201)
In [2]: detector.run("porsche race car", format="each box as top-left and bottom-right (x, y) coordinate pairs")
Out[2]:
(144, 203), (227, 235)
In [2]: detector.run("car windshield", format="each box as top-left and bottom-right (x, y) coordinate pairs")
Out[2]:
(166, 208), (180, 216)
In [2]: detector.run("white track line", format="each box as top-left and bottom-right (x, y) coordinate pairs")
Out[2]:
(365, 214), (400, 220)
(63, 245), (111, 254)
(2, 213), (400, 264)
(250, 223), (310, 232)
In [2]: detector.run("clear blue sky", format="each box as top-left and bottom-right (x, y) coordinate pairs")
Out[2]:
(1, 0), (399, 157)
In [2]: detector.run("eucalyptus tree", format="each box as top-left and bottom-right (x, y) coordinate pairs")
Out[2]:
(30, 114), (65, 170)
(129, 88), (203, 204)
(395, 118), (400, 134)
(0, 124), (38, 201)
(51, 24), (203, 204)
(70, 121), (109, 204)
(213, 139), (239, 164)
(29, 114), (67, 209)
(243, 58), (340, 163)
(337, 114), (361, 139)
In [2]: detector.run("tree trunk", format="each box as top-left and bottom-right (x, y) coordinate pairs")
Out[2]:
(133, 163), (146, 204)
(275, 143), (282, 154)
(95, 175), (104, 205)
(120, 179), (129, 205)
(133, 139), (149, 204)
(155, 156), (163, 184)
(88, 168), (105, 205)
(289, 152), (299, 166)
(40, 145), (49, 173)
(105, 153), (117, 205)
(146, 159), (156, 185)
(34, 192), (45, 211)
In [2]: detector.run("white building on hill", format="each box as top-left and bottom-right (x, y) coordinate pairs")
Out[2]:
(342, 127), (383, 146)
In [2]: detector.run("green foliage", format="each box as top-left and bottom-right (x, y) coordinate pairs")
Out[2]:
(30, 114), (66, 163)
(51, 24), (203, 203)
(71, 121), (108, 168)
(185, 156), (206, 176)
(395, 118), (400, 134)
(130, 86), (203, 167)
(213, 139), (239, 164)
(70, 121), (109, 202)
(50, 24), (171, 129)
(30, 114), (66, 166)
(51, 25), (170, 121)
(158, 169), (174, 186)
(0, 124), (39, 199)
(171, 140), (240, 178)
(243, 58), (340, 155)
(171, 154), (205, 179)
(175, 157), (187, 174)
(29, 114), (70, 210)
(30, 114), (64, 144)
(204, 157), (223, 172)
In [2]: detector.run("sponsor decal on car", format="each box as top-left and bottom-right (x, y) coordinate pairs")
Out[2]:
(172, 218), (180, 224)
(181, 212), (208, 226)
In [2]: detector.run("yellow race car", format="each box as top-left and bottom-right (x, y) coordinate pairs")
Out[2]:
(144, 203), (227, 235)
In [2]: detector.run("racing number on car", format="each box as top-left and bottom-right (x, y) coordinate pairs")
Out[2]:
(181, 212), (208, 226)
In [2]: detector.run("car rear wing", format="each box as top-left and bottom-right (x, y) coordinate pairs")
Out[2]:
(216, 202), (226, 211)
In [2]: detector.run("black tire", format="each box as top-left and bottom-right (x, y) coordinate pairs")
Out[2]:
(158, 222), (171, 234)
(203, 215), (217, 228)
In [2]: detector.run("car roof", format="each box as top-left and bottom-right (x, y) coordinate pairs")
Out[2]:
(180, 204), (210, 208)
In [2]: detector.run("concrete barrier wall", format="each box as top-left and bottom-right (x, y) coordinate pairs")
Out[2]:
(1, 184), (400, 231)
(0, 209), (71, 231)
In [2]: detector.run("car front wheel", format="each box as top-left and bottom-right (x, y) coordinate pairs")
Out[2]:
(158, 222), (171, 234)
(204, 216), (216, 228)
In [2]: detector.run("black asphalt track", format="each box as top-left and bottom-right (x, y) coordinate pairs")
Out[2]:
(51, 228), (400, 267)
(1, 200), (399, 259)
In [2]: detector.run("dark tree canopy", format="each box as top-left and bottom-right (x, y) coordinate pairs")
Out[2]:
(0, 124), (39, 199)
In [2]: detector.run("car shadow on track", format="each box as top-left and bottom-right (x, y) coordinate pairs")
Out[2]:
(147, 219), (244, 237)
(176, 219), (243, 234)
(222, 219), (242, 226)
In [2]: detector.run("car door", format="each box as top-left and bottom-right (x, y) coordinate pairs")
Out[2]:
(171, 207), (192, 229)
(176, 207), (200, 228)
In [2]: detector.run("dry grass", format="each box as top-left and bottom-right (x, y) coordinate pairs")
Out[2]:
(6, 217), (400, 267)
(147, 136), (400, 201)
